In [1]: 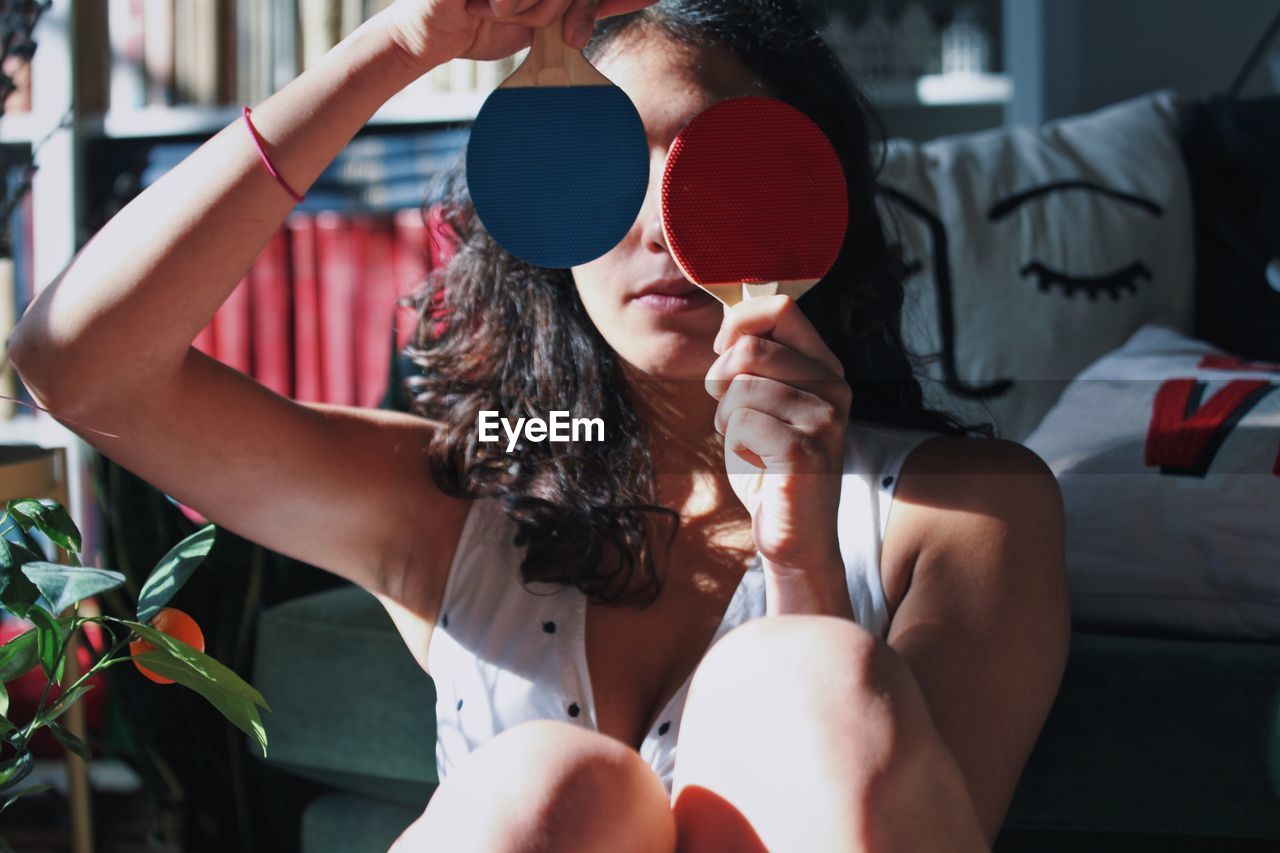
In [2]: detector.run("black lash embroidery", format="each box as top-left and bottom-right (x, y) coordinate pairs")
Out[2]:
(1019, 260), (1151, 300)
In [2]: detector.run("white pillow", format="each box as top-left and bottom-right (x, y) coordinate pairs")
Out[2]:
(1022, 323), (1280, 639)
(879, 91), (1196, 442)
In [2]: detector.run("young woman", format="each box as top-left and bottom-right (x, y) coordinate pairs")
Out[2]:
(8, 0), (1070, 850)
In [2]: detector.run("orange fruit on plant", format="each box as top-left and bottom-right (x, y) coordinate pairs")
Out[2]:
(130, 607), (204, 685)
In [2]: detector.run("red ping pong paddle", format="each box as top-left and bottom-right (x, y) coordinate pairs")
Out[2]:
(660, 96), (849, 306)
(660, 97), (849, 506)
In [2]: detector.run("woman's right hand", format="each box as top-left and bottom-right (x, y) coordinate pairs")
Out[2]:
(380, 0), (657, 72)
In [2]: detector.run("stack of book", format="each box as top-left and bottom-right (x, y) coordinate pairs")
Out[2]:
(140, 126), (468, 407)
(195, 204), (459, 410)
(80, 0), (523, 112)
(163, 124), (463, 405)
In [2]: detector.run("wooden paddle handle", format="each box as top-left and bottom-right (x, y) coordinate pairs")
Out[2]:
(741, 279), (818, 301)
(505, 24), (615, 87)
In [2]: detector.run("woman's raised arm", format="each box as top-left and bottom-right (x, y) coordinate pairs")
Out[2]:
(1, 5), (497, 607)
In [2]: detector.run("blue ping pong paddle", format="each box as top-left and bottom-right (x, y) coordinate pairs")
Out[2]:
(465, 24), (648, 269)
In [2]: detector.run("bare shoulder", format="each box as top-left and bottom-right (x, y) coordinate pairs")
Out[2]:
(881, 435), (1063, 618)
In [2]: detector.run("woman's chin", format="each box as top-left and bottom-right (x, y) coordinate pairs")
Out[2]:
(618, 347), (715, 382)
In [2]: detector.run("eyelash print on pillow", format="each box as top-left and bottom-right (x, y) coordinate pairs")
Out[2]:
(983, 178), (1167, 300)
(988, 180), (1163, 303)
(1018, 260), (1153, 300)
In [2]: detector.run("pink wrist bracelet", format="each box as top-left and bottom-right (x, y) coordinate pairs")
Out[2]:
(242, 106), (305, 204)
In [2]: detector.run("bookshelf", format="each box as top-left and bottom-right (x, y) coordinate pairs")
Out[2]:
(809, 0), (1013, 139)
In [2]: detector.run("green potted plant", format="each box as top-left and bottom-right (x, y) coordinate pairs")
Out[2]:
(0, 497), (270, 850)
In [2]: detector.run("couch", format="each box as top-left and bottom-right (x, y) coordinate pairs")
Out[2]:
(249, 91), (1280, 851)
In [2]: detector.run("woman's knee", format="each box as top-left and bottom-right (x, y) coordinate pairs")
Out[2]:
(683, 615), (903, 728)
(675, 615), (981, 850)
(396, 719), (675, 853)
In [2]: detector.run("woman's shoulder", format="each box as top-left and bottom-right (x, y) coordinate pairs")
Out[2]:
(877, 427), (1058, 616)
(893, 429), (1049, 482)
(844, 419), (1044, 480)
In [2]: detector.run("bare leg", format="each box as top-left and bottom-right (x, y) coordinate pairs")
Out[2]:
(390, 719), (677, 852)
(671, 615), (989, 853)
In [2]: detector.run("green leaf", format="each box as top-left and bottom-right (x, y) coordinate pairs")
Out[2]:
(5, 499), (80, 556)
(0, 615), (75, 682)
(136, 524), (216, 623)
(0, 682), (6, 718)
(0, 749), (31, 791)
(26, 607), (65, 683)
(0, 717), (13, 737)
(125, 621), (270, 710)
(0, 539), (43, 619)
(132, 651), (269, 759)
(0, 629), (42, 683)
(20, 562), (126, 616)
(45, 720), (92, 763)
(38, 682), (95, 725)
(1, 783), (52, 813)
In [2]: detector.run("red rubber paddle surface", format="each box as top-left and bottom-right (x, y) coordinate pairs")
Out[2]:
(661, 97), (849, 293)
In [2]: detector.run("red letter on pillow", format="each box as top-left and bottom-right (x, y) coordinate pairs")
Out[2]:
(1145, 378), (1277, 476)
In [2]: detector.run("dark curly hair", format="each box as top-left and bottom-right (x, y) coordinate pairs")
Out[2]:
(400, 0), (995, 609)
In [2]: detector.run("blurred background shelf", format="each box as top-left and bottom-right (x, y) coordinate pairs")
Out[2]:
(22, 757), (145, 796)
(0, 411), (78, 447)
(865, 71), (1012, 106)
(88, 76), (490, 140)
(0, 111), (42, 144)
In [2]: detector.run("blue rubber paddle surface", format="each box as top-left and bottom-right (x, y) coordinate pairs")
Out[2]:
(466, 86), (649, 269)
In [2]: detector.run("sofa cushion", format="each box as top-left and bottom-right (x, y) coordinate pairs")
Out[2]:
(250, 583), (438, 807)
(300, 792), (422, 853)
(1004, 632), (1280, 839)
(878, 90), (1196, 442)
(1022, 324), (1280, 639)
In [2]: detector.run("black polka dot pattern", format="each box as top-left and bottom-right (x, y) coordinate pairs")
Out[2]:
(568, 702), (580, 717)
(881, 475), (895, 488)
(543, 620), (556, 633)
(658, 721), (670, 735)
(441, 613), (449, 628)
(456, 698), (463, 710)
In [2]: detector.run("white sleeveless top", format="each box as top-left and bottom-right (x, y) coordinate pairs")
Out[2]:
(425, 421), (942, 795)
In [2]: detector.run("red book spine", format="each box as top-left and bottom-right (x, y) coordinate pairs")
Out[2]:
(355, 215), (397, 409)
(288, 212), (324, 403)
(250, 228), (294, 398)
(213, 275), (252, 375)
(392, 207), (428, 352)
(314, 211), (357, 406)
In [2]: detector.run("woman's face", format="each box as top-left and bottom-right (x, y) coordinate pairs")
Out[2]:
(571, 30), (769, 380)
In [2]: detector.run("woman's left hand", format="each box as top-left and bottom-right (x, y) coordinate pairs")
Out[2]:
(704, 294), (851, 578)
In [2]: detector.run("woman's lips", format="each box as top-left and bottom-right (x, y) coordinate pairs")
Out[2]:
(634, 290), (717, 314)
(632, 286), (717, 315)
